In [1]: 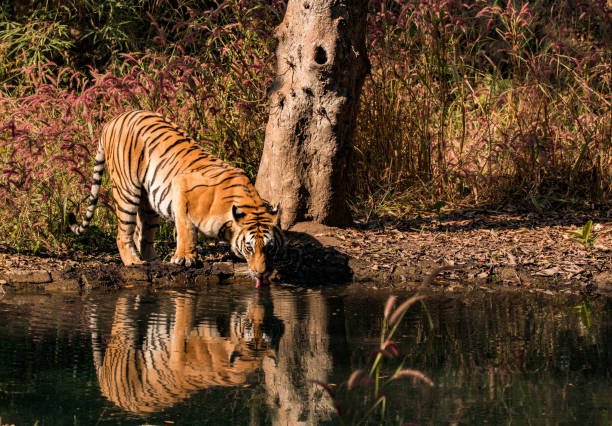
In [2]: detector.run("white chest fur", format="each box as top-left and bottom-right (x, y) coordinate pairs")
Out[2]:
(194, 215), (229, 239)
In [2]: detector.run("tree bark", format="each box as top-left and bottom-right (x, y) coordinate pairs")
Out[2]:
(255, 0), (369, 229)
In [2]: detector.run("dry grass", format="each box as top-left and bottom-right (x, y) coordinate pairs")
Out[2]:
(352, 0), (610, 216)
(0, 0), (609, 253)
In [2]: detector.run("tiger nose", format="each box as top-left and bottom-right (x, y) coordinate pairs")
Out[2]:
(249, 251), (267, 273)
(251, 265), (266, 275)
(250, 261), (267, 276)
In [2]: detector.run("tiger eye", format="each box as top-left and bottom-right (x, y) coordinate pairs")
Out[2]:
(70, 110), (285, 287)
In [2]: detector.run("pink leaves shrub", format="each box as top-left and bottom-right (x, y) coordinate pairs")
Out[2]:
(0, 1), (279, 253)
(0, 0), (609, 252)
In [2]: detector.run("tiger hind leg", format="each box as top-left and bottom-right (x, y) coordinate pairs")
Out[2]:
(134, 200), (160, 262)
(114, 193), (145, 266)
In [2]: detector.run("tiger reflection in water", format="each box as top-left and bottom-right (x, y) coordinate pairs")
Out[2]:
(89, 291), (281, 415)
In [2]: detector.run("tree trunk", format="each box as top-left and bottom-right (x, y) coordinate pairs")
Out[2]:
(255, 0), (369, 229)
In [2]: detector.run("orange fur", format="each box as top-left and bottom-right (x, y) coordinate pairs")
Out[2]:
(71, 110), (284, 282)
(93, 294), (273, 414)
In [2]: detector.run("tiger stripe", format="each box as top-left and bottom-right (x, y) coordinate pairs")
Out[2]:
(90, 294), (273, 414)
(70, 110), (284, 285)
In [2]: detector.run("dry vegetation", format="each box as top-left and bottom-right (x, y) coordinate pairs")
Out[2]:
(0, 0), (609, 255)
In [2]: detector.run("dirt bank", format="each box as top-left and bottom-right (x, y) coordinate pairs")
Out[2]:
(291, 208), (611, 295)
(1, 209), (610, 296)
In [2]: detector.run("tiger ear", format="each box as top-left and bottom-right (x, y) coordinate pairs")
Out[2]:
(232, 205), (246, 223)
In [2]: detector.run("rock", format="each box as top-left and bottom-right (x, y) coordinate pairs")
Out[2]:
(498, 267), (521, 285)
(44, 280), (81, 292)
(119, 266), (150, 282)
(593, 272), (612, 286)
(3, 269), (52, 284)
(593, 272), (612, 295)
(193, 274), (218, 286)
(80, 274), (106, 290)
(535, 266), (561, 277)
(149, 262), (183, 278)
(391, 264), (417, 282)
(233, 263), (250, 277)
(151, 277), (173, 287)
(196, 262), (213, 276)
(211, 262), (234, 277)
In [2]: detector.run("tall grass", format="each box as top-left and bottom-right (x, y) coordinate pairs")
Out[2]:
(314, 295), (433, 425)
(353, 0), (610, 215)
(0, 0), (609, 253)
(0, 0), (279, 253)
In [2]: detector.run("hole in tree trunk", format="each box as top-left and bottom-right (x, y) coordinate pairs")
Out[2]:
(314, 46), (327, 65)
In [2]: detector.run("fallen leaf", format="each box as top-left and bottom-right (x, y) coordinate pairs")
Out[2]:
(535, 267), (561, 276)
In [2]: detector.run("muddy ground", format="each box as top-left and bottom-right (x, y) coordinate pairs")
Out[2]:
(0, 208), (610, 296)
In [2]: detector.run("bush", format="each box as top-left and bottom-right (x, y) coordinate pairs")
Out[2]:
(353, 0), (610, 215)
(0, 0), (279, 253)
(0, 0), (609, 253)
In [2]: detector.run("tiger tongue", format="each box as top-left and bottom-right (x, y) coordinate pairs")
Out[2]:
(255, 276), (270, 288)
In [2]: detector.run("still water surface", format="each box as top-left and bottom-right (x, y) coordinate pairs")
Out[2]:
(0, 285), (610, 425)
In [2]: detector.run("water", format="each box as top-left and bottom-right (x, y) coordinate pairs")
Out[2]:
(0, 285), (610, 425)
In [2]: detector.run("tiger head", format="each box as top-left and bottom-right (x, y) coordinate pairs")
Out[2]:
(228, 204), (284, 288)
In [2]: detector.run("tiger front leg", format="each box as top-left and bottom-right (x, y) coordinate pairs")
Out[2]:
(170, 183), (198, 267)
(171, 219), (197, 266)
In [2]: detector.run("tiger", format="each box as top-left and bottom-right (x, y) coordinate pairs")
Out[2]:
(90, 291), (277, 415)
(70, 110), (284, 287)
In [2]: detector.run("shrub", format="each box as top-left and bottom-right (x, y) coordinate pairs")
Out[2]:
(353, 0), (610, 214)
(0, 0), (280, 253)
(0, 0), (609, 253)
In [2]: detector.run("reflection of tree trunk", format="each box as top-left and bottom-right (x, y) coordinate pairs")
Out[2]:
(256, 0), (370, 228)
(263, 290), (333, 425)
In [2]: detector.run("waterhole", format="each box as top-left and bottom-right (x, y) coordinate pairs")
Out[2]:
(0, 285), (610, 425)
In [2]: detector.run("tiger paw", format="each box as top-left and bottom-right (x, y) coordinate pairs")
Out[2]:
(170, 254), (198, 267)
(123, 258), (146, 266)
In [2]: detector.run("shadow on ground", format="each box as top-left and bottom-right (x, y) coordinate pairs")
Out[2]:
(363, 206), (611, 234)
(274, 230), (353, 285)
